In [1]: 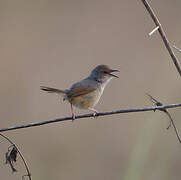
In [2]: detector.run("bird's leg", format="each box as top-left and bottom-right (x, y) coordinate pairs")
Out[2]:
(88, 108), (98, 117)
(70, 103), (75, 121)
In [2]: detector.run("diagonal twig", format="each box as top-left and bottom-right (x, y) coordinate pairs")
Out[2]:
(141, 0), (181, 76)
(173, 45), (181, 53)
(149, 26), (159, 36)
(0, 103), (181, 132)
(164, 111), (181, 143)
(146, 94), (181, 144)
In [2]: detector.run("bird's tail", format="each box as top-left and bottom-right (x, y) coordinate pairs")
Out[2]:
(40, 86), (67, 95)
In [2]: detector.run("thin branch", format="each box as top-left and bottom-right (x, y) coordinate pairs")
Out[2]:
(146, 94), (181, 144)
(141, 0), (181, 76)
(164, 111), (181, 143)
(0, 133), (31, 180)
(0, 103), (181, 132)
(173, 45), (181, 53)
(149, 26), (159, 36)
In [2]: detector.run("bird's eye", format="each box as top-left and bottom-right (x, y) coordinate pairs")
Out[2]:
(103, 71), (107, 74)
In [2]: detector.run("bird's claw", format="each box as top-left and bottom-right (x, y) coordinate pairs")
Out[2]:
(72, 113), (75, 121)
(92, 111), (98, 118)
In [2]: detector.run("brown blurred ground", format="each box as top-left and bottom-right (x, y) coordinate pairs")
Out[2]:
(1, 0), (181, 179)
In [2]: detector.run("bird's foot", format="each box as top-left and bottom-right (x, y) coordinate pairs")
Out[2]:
(93, 112), (98, 118)
(89, 108), (98, 118)
(72, 113), (75, 121)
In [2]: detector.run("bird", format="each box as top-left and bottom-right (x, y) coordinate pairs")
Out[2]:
(40, 65), (119, 120)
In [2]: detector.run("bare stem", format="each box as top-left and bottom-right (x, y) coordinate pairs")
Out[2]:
(173, 45), (181, 53)
(0, 103), (181, 132)
(146, 94), (181, 144)
(149, 26), (159, 36)
(164, 111), (181, 144)
(141, 0), (181, 76)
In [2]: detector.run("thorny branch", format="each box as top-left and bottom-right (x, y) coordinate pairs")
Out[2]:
(0, 133), (32, 180)
(141, 0), (181, 76)
(146, 94), (181, 144)
(0, 103), (181, 132)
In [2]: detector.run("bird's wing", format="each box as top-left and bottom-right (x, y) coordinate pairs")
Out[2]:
(67, 81), (97, 98)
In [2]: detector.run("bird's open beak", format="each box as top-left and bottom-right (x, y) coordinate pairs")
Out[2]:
(109, 69), (119, 78)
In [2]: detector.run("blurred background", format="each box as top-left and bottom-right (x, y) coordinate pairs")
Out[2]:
(0, 0), (181, 179)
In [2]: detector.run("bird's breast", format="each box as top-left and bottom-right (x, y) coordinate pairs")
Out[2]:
(68, 89), (103, 109)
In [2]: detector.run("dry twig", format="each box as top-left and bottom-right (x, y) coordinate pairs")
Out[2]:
(146, 94), (181, 144)
(141, 0), (181, 76)
(0, 103), (181, 132)
(173, 45), (181, 53)
(149, 26), (159, 36)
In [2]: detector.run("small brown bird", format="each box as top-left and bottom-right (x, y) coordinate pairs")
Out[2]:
(41, 65), (119, 119)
